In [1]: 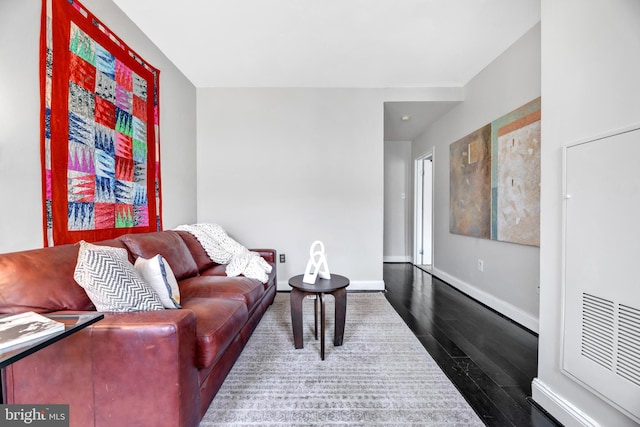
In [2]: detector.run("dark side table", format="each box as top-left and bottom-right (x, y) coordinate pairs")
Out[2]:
(288, 274), (349, 360)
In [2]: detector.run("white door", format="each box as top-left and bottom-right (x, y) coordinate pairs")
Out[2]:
(421, 157), (433, 265)
(414, 152), (433, 266)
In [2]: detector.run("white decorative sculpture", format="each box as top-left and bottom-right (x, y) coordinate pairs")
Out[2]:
(302, 240), (331, 284)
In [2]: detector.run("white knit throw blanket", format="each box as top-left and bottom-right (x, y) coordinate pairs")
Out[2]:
(175, 224), (272, 283)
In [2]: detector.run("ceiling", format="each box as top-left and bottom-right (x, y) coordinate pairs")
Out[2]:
(383, 101), (460, 141)
(113, 0), (540, 140)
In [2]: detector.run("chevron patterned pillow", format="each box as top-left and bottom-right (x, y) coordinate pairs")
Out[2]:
(74, 241), (164, 312)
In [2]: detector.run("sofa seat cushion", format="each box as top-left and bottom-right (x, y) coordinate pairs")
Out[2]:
(179, 276), (265, 311)
(181, 297), (248, 368)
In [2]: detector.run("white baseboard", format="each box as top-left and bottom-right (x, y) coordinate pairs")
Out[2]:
(383, 256), (412, 263)
(277, 280), (385, 292)
(432, 267), (539, 333)
(532, 379), (599, 427)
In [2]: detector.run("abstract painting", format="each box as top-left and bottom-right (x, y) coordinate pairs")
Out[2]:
(449, 98), (541, 246)
(492, 97), (541, 246)
(449, 124), (492, 239)
(41, 0), (162, 246)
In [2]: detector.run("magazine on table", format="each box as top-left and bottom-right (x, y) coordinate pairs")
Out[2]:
(0, 312), (65, 350)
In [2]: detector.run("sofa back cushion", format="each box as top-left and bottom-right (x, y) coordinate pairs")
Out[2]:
(94, 238), (135, 261)
(175, 230), (216, 273)
(0, 244), (95, 313)
(119, 231), (198, 280)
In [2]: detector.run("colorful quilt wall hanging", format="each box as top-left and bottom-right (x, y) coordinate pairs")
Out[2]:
(41, 0), (162, 246)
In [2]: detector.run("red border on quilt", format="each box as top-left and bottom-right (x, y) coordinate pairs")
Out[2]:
(40, 0), (162, 246)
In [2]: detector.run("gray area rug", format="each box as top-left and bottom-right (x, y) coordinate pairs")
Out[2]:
(200, 292), (484, 426)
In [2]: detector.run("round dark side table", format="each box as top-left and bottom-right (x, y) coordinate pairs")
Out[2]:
(288, 274), (349, 360)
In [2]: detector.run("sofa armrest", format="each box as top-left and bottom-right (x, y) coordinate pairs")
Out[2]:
(4, 309), (201, 427)
(250, 249), (276, 264)
(91, 309), (201, 427)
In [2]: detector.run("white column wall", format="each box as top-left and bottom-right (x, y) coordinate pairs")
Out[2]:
(384, 140), (413, 262)
(534, 1), (640, 426)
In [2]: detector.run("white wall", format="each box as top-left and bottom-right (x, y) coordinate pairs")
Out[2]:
(197, 88), (385, 290)
(412, 23), (541, 332)
(533, 1), (640, 426)
(0, 0), (197, 252)
(196, 87), (462, 290)
(383, 140), (412, 262)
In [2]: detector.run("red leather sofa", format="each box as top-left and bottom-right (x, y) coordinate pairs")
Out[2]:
(0, 230), (277, 427)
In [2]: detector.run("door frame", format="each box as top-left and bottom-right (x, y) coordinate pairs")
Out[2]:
(413, 148), (434, 266)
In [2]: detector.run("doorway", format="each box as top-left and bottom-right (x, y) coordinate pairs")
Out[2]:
(414, 151), (433, 271)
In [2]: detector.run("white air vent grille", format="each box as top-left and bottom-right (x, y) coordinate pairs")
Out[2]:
(617, 304), (640, 387)
(581, 293), (615, 370)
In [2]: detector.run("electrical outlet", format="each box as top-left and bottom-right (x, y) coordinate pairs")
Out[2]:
(279, 254), (286, 263)
(477, 259), (484, 272)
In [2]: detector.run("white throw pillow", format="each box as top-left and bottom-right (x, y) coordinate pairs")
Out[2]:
(73, 241), (164, 312)
(134, 255), (181, 309)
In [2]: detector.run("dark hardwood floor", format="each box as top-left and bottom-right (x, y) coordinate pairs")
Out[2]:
(383, 263), (562, 427)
